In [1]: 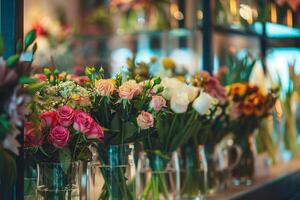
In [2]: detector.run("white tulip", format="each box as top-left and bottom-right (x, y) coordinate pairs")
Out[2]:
(185, 85), (199, 102)
(171, 93), (190, 113)
(160, 77), (184, 100)
(192, 92), (214, 115)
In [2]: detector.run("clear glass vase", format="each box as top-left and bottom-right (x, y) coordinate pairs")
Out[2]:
(179, 145), (207, 200)
(205, 142), (241, 194)
(36, 161), (81, 200)
(231, 135), (255, 186)
(136, 151), (180, 200)
(24, 161), (37, 200)
(88, 144), (136, 200)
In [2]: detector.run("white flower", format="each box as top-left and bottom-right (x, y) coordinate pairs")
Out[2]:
(160, 77), (183, 100)
(192, 92), (214, 115)
(185, 85), (199, 102)
(171, 93), (189, 113)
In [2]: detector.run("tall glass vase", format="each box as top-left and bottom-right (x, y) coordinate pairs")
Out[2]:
(231, 135), (255, 186)
(205, 142), (241, 194)
(180, 145), (207, 200)
(24, 162), (37, 200)
(36, 161), (81, 200)
(88, 144), (136, 200)
(136, 151), (180, 200)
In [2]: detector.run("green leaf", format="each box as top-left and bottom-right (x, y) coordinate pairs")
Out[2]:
(124, 122), (138, 140)
(16, 39), (23, 54)
(32, 42), (38, 55)
(6, 54), (20, 68)
(111, 113), (121, 131)
(59, 148), (72, 175)
(18, 76), (37, 84)
(24, 30), (36, 51)
(0, 35), (4, 56)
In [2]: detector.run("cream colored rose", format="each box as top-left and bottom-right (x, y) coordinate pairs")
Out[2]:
(95, 79), (116, 96)
(171, 93), (189, 113)
(150, 95), (167, 112)
(185, 86), (199, 102)
(160, 77), (184, 100)
(119, 80), (142, 100)
(137, 111), (154, 130)
(192, 92), (214, 115)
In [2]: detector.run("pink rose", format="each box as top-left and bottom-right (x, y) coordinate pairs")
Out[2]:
(33, 74), (47, 82)
(119, 80), (142, 100)
(95, 79), (116, 96)
(24, 122), (43, 147)
(40, 111), (57, 127)
(137, 111), (154, 130)
(87, 121), (104, 141)
(57, 106), (74, 127)
(48, 126), (70, 148)
(73, 110), (94, 133)
(150, 95), (167, 112)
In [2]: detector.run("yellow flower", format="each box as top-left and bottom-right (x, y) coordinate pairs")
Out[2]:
(230, 83), (247, 97)
(161, 57), (175, 70)
(176, 75), (185, 82)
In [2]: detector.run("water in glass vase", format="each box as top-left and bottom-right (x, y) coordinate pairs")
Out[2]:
(36, 185), (80, 200)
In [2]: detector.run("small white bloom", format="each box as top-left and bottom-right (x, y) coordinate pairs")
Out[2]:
(192, 92), (214, 115)
(171, 93), (189, 113)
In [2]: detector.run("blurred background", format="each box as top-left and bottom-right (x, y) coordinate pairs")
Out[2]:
(23, 0), (300, 86)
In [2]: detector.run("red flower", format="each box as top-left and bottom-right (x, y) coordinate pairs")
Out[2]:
(24, 122), (42, 147)
(40, 111), (57, 127)
(56, 106), (74, 127)
(48, 126), (70, 148)
(73, 110), (94, 134)
(87, 121), (104, 141)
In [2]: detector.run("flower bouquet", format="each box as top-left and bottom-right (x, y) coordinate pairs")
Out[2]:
(0, 30), (38, 199)
(137, 77), (214, 200)
(226, 83), (277, 185)
(85, 67), (162, 200)
(25, 70), (103, 200)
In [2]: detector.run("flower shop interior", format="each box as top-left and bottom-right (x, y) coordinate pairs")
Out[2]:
(0, 0), (300, 200)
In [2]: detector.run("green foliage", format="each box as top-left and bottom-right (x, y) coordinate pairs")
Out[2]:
(24, 29), (37, 51)
(6, 54), (20, 68)
(220, 51), (257, 86)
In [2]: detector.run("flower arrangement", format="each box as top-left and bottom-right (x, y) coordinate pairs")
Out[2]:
(25, 105), (104, 162)
(137, 77), (215, 199)
(226, 82), (278, 184)
(0, 30), (38, 197)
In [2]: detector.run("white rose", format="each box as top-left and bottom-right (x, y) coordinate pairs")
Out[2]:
(192, 92), (214, 115)
(185, 85), (199, 102)
(171, 93), (189, 113)
(160, 77), (184, 100)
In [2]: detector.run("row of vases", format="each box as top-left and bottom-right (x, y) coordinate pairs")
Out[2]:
(24, 140), (255, 200)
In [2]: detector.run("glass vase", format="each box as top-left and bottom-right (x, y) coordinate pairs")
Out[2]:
(180, 145), (207, 200)
(88, 144), (136, 200)
(36, 161), (81, 200)
(231, 135), (255, 186)
(24, 162), (37, 200)
(205, 142), (241, 194)
(136, 151), (180, 200)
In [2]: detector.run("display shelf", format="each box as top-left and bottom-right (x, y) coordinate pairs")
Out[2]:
(213, 24), (262, 37)
(207, 159), (300, 200)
